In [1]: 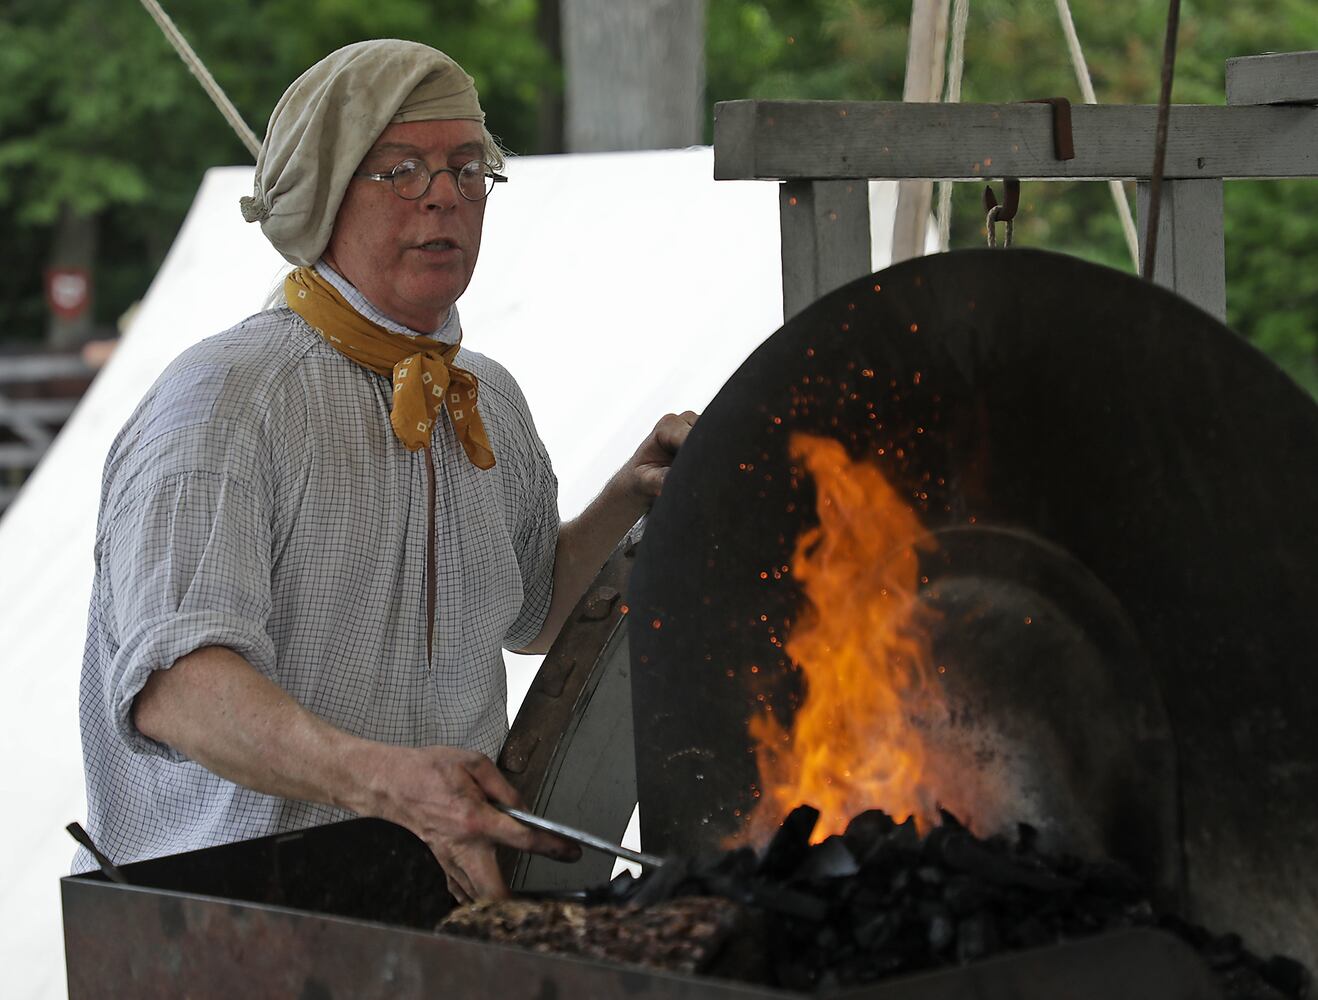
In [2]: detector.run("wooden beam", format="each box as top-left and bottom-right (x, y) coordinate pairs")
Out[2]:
(901, 0), (951, 104)
(713, 100), (1318, 181)
(1227, 51), (1318, 106)
(779, 180), (872, 321)
(1137, 179), (1226, 321)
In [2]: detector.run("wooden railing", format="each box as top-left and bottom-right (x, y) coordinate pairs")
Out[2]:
(0, 353), (96, 515)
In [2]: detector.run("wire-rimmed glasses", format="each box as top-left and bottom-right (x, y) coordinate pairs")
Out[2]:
(353, 158), (507, 202)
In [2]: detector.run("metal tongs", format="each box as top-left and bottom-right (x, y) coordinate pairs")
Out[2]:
(494, 803), (666, 869)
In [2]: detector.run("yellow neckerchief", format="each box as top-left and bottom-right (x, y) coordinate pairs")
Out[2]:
(284, 267), (495, 468)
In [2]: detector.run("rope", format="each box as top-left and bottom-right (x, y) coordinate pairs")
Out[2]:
(936, 0), (971, 252)
(137, 0), (261, 160)
(1053, 0), (1140, 270)
(1142, 0), (1183, 282)
(986, 206), (1013, 248)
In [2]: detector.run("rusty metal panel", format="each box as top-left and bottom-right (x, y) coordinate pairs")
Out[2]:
(62, 876), (1219, 999)
(60, 878), (786, 999)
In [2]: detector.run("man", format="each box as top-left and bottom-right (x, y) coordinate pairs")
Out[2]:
(77, 39), (694, 903)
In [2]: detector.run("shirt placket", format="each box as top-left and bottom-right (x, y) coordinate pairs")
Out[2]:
(424, 445), (436, 671)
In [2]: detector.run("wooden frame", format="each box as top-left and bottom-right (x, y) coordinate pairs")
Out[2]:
(712, 51), (1318, 323)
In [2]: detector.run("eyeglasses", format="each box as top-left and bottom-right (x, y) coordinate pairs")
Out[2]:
(353, 158), (508, 202)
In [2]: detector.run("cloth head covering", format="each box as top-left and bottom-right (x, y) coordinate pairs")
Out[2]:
(241, 39), (485, 266)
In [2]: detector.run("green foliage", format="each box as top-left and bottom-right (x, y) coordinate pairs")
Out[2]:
(1226, 180), (1318, 394)
(0, 0), (551, 341)
(706, 0), (1318, 392)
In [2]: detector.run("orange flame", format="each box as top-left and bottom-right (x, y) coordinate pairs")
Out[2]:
(738, 432), (947, 846)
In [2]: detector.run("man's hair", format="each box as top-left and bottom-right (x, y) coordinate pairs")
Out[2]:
(483, 127), (509, 171)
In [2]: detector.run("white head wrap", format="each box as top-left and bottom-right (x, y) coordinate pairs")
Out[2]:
(240, 39), (486, 266)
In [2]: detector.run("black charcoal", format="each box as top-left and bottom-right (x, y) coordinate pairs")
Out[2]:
(524, 805), (1312, 998)
(795, 836), (860, 881)
(1260, 955), (1312, 998)
(757, 805), (820, 878)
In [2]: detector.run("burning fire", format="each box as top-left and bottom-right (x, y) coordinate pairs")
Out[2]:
(738, 432), (948, 846)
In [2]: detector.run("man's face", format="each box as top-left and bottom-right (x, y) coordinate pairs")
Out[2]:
(323, 119), (489, 332)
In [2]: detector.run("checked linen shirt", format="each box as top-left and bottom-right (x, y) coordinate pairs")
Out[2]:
(75, 267), (559, 872)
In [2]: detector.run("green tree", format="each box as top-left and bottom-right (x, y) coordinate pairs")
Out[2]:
(0, 0), (551, 344)
(707, 0), (1318, 393)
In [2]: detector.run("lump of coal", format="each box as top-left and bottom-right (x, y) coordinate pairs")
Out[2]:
(756, 804), (820, 878)
(795, 836), (860, 881)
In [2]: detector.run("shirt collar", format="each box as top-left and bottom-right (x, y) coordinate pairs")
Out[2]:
(313, 261), (461, 345)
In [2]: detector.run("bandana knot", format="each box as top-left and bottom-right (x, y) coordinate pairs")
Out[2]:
(284, 267), (495, 468)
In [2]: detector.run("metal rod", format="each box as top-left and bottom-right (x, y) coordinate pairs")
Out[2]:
(494, 804), (666, 869)
(66, 822), (129, 884)
(1142, 0), (1183, 281)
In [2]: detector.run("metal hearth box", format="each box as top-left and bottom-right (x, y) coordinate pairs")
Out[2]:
(61, 816), (1222, 999)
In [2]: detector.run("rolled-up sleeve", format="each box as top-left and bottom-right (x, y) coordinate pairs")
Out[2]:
(101, 470), (275, 760)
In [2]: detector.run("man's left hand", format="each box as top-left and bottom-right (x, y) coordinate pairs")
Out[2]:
(520, 410), (699, 655)
(621, 410), (698, 500)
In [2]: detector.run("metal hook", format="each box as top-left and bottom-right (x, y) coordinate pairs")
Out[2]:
(983, 178), (1019, 247)
(982, 178), (1021, 223)
(979, 97), (1072, 249)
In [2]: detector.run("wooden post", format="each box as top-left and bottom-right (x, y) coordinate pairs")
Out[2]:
(1133, 50), (1318, 320)
(562, 0), (706, 152)
(891, 0), (951, 264)
(1136, 179), (1226, 320)
(779, 180), (873, 321)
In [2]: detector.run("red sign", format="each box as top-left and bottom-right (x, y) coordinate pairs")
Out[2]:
(45, 267), (91, 321)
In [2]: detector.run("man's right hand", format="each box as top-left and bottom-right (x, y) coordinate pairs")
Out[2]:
(351, 743), (581, 903)
(135, 647), (579, 905)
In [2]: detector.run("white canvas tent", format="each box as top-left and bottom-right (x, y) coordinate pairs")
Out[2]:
(0, 147), (903, 997)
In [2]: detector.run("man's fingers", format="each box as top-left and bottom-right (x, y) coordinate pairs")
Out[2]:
(445, 870), (474, 905)
(454, 759), (580, 859)
(442, 856), (478, 904)
(463, 753), (524, 809)
(636, 465), (668, 497)
(481, 805), (582, 861)
(654, 411), (698, 453)
(453, 843), (511, 901)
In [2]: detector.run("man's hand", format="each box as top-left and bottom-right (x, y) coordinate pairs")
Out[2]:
(520, 410), (699, 654)
(621, 410), (699, 500)
(356, 744), (580, 903)
(134, 647), (578, 905)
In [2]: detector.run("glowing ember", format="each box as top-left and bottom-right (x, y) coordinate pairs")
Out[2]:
(737, 432), (948, 846)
